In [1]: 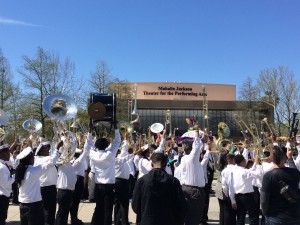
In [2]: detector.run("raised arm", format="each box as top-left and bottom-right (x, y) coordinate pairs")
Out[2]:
(118, 133), (129, 158)
(190, 130), (202, 161)
(106, 128), (121, 156)
(153, 130), (166, 153)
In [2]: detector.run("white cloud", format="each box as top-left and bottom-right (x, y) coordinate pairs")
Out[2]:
(0, 16), (41, 27)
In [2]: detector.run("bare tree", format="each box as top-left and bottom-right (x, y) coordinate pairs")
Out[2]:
(0, 49), (14, 110)
(89, 60), (113, 93)
(18, 47), (81, 135)
(257, 66), (300, 135)
(238, 76), (260, 124)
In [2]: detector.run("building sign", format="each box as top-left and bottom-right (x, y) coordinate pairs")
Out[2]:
(133, 82), (236, 101)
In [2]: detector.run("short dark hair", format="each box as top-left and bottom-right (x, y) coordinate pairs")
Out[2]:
(95, 138), (109, 150)
(150, 153), (168, 168)
(234, 154), (245, 165)
(272, 146), (286, 165)
(183, 142), (193, 154)
(227, 153), (235, 160)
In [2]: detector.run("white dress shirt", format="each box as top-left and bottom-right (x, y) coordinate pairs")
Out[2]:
(0, 159), (15, 197)
(56, 162), (77, 191)
(235, 147), (249, 163)
(174, 165), (183, 185)
(178, 137), (205, 187)
(153, 138), (165, 153)
(138, 157), (152, 179)
(201, 149), (210, 184)
(231, 164), (262, 196)
(133, 154), (140, 171)
(72, 133), (93, 177)
(9, 154), (19, 169)
(89, 130), (121, 184)
(127, 154), (135, 176)
(34, 156), (58, 187)
(19, 150), (60, 203)
(295, 146), (300, 171)
(115, 140), (130, 179)
(221, 164), (235, 199)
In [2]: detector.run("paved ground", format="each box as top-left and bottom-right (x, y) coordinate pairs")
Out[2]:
(6, 181), (252, 225)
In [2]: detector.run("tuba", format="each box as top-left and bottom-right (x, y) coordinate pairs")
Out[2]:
(22, 119), (42, 146)
(215, 122), (231, 151)
(0, 109), (9, 142)
(43, 94), (78, 165)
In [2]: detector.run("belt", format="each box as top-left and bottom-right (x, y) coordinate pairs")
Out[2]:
(182, 184), (203, 189)
(236, 192), (254, 196)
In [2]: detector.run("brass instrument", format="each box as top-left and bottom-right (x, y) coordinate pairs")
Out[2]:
(43, 94), (78, 165)
(150, 123), (164, 134)
(22, 119), (43, 147)
(234, 114), (265, 159)
(0, 109), (9, 142)
(165, 109), (172, 136)
(215, 122), (231, 151)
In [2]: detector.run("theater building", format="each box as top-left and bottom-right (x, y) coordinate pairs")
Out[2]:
(113, 82), (273, 141)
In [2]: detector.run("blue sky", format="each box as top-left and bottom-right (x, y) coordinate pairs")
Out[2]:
(1, 0), (300, 95)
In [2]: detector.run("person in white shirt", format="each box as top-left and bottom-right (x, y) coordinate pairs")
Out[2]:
(69, 129), (93, 225)
(137, 130), (167, 179)
(90, 122), (121, 225)
(230, 154), (262, 225)
(200, 143), (213, 225)
(34, 141), (58, 225)
(10, 149), (20, 205)
(127, 147), (136, 199)
(220, 153), (237, 225)
(114, 133), (131, 225)
(15, 144), (61, 225)
(0, 144), (15, 225)
(177, 129), (206, 225)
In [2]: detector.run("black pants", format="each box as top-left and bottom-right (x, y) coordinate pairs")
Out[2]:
(236, 192), (259, 225)
(41, 185), (57, 225)
(182, 185), (205, 225)
(91, 183), (115, 225)
(12, 181), (19, 204)
(114, 178), (130, 225)
(20, 201), (44, 225)
(200, 175), (213, 223)
(70, 175), (84, 223)
(128, 174), (135, 199)
(0, 195), (10, 225)
(218, 198), (236, 225)
(55, 189), (73, 225)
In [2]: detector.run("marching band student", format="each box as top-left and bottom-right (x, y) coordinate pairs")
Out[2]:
(230, 154), (262, 225)
(114, 132), (131, 225)
(178, 129), (206, 225)
(220, 153), (236, 225)
(199, 143), (212, 225)
(126, 147), (136, 199)
(0, 144), (15, 225)
(35, 141), (58, 225)
(69, 128), (93, 225)
(90, 122), (121, 225)
(88, 159), (96, 202)
(10, 149), (20, 204)
(138, 130), (170, 179)
(55, 155), (77, 225)
(15, 143), (61, 225)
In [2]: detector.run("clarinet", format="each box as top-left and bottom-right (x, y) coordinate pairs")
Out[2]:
(289, 113), (299, 138)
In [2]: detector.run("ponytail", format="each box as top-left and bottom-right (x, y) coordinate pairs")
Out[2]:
(15, 153), (33, 186)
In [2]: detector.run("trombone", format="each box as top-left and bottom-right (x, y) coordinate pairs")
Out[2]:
(233, 114), (266, 159)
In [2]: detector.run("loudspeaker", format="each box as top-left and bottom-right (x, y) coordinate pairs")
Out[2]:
(89, 93), (116, 124)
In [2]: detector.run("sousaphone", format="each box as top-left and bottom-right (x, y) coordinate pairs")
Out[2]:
(43, 94), (78, 165)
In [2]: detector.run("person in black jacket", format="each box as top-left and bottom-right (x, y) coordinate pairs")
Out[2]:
(132, 152), (186, 225)
(261, 145), (300, 225)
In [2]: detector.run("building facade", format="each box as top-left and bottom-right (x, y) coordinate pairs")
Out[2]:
(115, 82), (273, 141)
